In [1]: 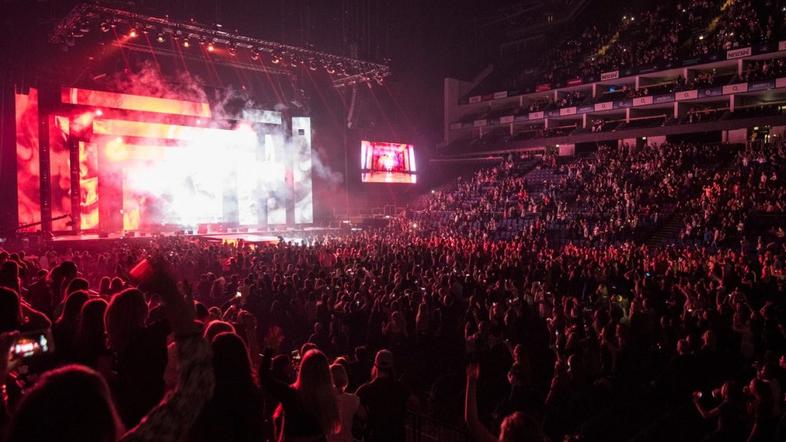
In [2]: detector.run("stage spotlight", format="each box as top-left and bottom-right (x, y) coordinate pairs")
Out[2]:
(251, 50), (260, 61)
(207, 43), (215, 52)
(129, 28), (138, 38)
(156, 33), (165, 43)
(183, 39), (190, 48)
(95, 109), (103, 116)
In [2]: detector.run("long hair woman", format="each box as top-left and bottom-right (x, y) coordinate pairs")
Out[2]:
(190, 332), (264, 442)
(73, 298), (112, 376)
(53, 290), (89, 363)
(260, 331), (340, 441)
(5, 269), (214, 442)
(104, 288), (169, 428)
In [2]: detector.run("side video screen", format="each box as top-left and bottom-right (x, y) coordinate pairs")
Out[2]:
(360, 140), (416, 184)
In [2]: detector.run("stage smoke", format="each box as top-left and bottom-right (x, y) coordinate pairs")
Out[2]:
(90, 62), (338, 227)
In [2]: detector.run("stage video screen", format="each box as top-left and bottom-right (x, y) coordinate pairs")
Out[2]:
(15, 87), (314, 233)
(360, 140), (416, 184)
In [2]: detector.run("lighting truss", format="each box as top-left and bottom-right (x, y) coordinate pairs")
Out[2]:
(50, 1), (391, 88)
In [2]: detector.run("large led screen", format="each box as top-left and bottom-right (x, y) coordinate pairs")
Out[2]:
(15, 89), (40, 231)
(15, 87), (314, 233)
(360, 140), (416, 184)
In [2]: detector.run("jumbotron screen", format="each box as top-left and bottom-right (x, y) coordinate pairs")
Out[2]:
(360, 140), (416, 184)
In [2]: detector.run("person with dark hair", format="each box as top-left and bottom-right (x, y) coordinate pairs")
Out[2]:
(265, 354), (294, 440)
(99, 277), (112, 297)
(0, 287), (50, 334)
(465, 363), (546, 442)
(190, 332), (264, 442)
(52, 290), (89, 363)
(308, 323), (332, 356)
(0, 288), (23, 335)
(108, 277), (124, 295)
(0, 261), (22, 295)
(348, 346), (372, 391)
(4, 266), (213, 442)
(747, 377), (778, 442)
(203, 320), (236, 343)
(73, 299), (111, 375)
(50, 261), (78, 308)
(26, 270), (52, 318)
(104, 288), (169, 427)
(692, 380), (747, 441)
(64, 278), (90, 299)
(356, 349), (417, 442)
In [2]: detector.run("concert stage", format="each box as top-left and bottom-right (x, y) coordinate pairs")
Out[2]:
(44, 227), (342, 249)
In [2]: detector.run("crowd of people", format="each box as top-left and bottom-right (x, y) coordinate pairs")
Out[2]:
(492, 0), (785, 96)
(0, 139), (784, 441)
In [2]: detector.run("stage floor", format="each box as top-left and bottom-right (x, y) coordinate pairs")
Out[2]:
(49, 226), (341, 247)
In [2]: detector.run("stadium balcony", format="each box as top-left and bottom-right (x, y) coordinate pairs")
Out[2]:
(468, 0), (784, 99)
(442, 48), (786, 158)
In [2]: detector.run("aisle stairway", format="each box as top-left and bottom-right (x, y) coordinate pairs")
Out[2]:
(645, 211), (684, 247)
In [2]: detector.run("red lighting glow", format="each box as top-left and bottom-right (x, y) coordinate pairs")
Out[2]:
(17, 87), (313, 233)
(15, 88), (41, 231)
(61, 87), (212, 118)
(129, 29), (138, 38)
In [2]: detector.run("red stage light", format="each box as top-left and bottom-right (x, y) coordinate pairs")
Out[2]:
(129, 29), (138, 38)
(183, 39), (190, 48)
(95, 109), (103, 116)
(207, 43), (215, 52)
(62, 87), (212, 118)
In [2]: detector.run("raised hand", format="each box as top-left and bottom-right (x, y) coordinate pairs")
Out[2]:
(466, 362), (480, 384)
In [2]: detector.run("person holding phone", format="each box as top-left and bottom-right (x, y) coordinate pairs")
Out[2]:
(4, 258), (215, 442)
(465, 363), (545, 442)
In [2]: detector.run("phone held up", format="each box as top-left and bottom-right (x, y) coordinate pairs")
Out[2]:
(9, 329), (55, 364)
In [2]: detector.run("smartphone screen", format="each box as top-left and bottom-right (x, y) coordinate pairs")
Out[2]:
(10, 329), (55, 362)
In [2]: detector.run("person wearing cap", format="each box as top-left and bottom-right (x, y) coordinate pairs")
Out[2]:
(355, 349), (417, 442)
